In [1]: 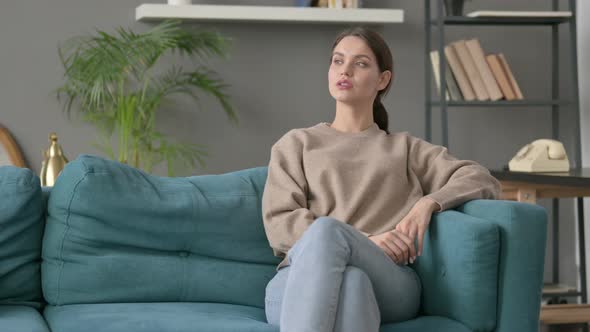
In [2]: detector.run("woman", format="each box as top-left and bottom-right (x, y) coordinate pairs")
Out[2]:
(261, 27), (501, 332)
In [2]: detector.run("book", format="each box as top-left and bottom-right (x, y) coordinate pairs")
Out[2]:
(296, 0), (312, 6)
(497, 53), (524, 99)
(430, 51), (450, 101)
(430, 51), (451, 100)
(445, 45), (475, 101)
(452, 40), (490, 101)
(444, 57), (462, 101)
(329, 0), (343, 9)
(327, 0), (362, 9)
(431, 51), (462, 101)
(466, 11), (572, 18)
(486, 54), (516, 100)
(465, 38), (503, 101)
(317, 0), (329, 7)
(343, 0), (360, 8)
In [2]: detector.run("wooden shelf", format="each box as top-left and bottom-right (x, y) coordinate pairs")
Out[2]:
(543, 283), (581, 297)
(136, 4), (404, 24)
(540, 304), (590, 324)
(431, 16), (572, 26)
(430, 99), (572, 107)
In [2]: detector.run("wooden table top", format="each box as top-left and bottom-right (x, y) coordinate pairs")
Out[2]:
(490, 167), (590, 188)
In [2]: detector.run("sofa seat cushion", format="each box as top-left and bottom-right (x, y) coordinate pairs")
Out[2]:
(0, 305), (50, 332)
(44, 302), (278, 332)
(381, 316), (472, 332)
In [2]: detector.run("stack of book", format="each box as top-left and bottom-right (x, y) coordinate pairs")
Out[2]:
(430, 38), (523, 102)
(297, 0), (362, 8)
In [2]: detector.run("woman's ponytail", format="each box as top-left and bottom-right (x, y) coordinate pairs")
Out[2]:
(373, 95), (389, 135)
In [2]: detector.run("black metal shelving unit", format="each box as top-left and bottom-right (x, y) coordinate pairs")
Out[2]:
(424, 0), (581, 167)
(424, 0), (586, 329)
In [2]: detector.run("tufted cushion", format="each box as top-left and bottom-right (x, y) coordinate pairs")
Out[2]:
(0, 166), (45, 308)
(42, 155), (281, 307)
(412, 210), (500, 331)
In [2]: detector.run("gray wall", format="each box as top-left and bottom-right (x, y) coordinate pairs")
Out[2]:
(1, 0), (585, 312)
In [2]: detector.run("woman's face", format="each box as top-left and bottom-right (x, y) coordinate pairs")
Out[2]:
(328, 36), (391, 106)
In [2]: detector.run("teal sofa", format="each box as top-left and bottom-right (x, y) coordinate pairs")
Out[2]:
(1, 155), (547, 332)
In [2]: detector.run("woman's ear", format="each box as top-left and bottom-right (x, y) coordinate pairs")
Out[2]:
(378, 70), (392, 90)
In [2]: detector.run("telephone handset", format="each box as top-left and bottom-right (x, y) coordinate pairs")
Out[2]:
(509, 139), (570, 172)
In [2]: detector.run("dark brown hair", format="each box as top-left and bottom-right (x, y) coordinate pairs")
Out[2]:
(331, 27), (394, 134)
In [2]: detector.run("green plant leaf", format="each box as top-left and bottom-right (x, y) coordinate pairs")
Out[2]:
(56, 19), (235, 175)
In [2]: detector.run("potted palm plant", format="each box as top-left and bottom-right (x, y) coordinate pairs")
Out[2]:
(57, 19), (236, 176)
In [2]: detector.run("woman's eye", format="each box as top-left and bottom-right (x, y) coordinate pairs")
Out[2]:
(333, 59), (343, 64)
(357, 62), (367, 67)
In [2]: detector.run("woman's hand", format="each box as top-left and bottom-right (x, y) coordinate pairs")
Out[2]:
(368, 230), (416, 265)
(393, 197), (441, 262)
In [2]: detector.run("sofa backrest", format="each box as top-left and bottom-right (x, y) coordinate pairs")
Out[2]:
(42, 155), (281, 308)
(0, 166), (45, 309)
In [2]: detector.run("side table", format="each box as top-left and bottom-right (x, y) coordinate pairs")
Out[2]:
(490, 168), (590, 328)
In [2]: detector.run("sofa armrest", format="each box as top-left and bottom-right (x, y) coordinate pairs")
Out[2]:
(413, 208), (500, 331)
(457, 199), (547, 332)
(0, 166), (45, 309)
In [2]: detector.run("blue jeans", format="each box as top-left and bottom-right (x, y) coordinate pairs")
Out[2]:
(265, 217), (422, 332)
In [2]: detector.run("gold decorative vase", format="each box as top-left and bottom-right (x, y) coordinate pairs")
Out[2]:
(40, 133), (69, 187)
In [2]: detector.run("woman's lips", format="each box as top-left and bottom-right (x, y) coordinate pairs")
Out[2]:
(337, 80), (353, 90)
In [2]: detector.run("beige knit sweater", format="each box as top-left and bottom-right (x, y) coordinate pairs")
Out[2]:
(262, 122), (501, 270)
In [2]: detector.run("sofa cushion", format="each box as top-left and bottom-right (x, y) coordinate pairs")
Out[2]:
(43, 155), (281, 307)
(412, 210), (500, 331)
(43, 303), (471, 332)
(43, 302), (277, 332)
(458, 200), (547, 332)
(0, 305), (50, 332)
(0, 166), (45, 308)
(382, 316), (471, 332)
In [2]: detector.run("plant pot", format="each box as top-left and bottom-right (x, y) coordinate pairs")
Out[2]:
(168, 0), (192, 5)
(443, 0), (465, 16)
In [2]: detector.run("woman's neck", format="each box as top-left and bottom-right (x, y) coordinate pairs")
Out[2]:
(331, 101), (374, 133)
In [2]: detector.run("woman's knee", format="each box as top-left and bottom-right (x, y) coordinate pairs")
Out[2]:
(305, 216), (346, 240)
(288, 217), (352, 262)
(342, 265), (374, 291)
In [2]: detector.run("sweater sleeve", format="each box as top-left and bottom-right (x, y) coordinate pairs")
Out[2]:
(407, 135), (501, 212)
(262, 133), (316, 257)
